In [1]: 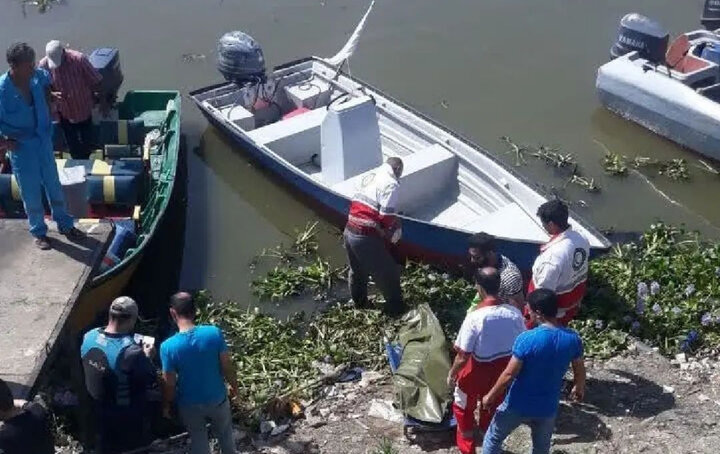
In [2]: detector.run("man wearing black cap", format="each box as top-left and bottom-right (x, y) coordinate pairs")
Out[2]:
(80, 296), (158, 454)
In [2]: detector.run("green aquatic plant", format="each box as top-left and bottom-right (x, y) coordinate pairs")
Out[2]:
(658, 158), (690, 182)
(602, 152), (628, 176)
(21, 0), (60, 14)
(251, 256), (345, 300)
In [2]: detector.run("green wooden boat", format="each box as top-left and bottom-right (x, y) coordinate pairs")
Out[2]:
(0, 90), (182, 334)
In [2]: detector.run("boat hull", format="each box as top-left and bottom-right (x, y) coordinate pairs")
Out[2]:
(197, 108), (545, 271)
(597, 55), (720, 161)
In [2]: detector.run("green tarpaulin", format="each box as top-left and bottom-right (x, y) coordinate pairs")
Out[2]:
(392, 303), (452, 423)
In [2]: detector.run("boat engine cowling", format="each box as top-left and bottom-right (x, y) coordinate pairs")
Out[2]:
(702, 0), (720, 30)
(217, 31), (266, 86)
(610, 13), (669, 64)
(89, 48), (123, 106)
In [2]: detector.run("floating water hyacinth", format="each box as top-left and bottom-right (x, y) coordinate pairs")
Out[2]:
(684, 284), (696, 297)
(631, 321), (641, 332)
(652, 303), (662, 314)
(635, 298), (645, 315)
(671, 306), (682, 315)
(701, 312), (714, 326)
(594, 319), (604, 330)
(637, 282), (649, 299)
(687, 330), (700, 343)
(650, 281), (661, 295)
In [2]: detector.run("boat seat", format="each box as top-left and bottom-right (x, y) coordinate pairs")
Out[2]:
(98, 119), (146, 146)
(87, 174), (142, 206)
(247, 107), (328, 165)
(332, 144), (458, 214)
(56, 158), (145, 176)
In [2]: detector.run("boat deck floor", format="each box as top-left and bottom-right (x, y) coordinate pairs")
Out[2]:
(0, 219), (111, 398)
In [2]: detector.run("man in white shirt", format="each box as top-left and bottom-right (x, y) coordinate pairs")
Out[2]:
(344, 157), (405, 316)
(527, 200), (590, 327)
(447, 267), (525, 454)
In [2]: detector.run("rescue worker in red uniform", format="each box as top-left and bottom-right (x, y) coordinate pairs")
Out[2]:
(528, 200), (590, 327)
(343, 157), (405, 316)
(448, 267), (526, 454)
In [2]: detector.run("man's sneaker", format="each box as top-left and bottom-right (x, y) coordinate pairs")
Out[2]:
(63, 227), (85, 240)
(35, 236), (51, 250)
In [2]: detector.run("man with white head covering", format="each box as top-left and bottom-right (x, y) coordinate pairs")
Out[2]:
(344, 157), (406, 316)
(39, 40), (102, 159)
(80, 296), (158, 454)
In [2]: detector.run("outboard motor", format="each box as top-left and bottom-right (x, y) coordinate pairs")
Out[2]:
(610, 13), (669, 63)
(702, 0), (720, 30)
(88, 48), (123, 106)
(217, 31), (266, 86)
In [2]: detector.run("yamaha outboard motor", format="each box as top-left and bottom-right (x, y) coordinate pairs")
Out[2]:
(702, 0), (720, 30)
(610, 13), (669, 63)
(217, 31), (266, 86)
(88, 48), (123, 106)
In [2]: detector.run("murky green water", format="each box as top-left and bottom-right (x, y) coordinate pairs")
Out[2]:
(1, 0), (716, 303)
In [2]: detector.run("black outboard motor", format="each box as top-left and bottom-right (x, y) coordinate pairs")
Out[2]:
(702, 0), (720, 30)
(610, 13), (669, 63)
(217, 31), (266, 86)
(88, 48), (123, 106)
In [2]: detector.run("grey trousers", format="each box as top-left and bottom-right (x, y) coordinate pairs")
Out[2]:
(178, 397), (236, 454)
(343, 228), (405, 316)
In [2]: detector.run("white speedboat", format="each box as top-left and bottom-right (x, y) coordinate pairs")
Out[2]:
(597, 6), (720, 161)
(191, 1), (610, 269)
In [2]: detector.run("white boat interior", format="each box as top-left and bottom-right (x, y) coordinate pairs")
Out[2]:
(196, 59), (607, 248)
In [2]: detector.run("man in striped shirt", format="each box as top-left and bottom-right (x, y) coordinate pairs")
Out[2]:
(467, 232), (524, 312)
(448, 267), (526, 454)
(39, 40), (102, 159)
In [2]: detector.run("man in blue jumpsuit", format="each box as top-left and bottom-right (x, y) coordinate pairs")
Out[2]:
(0, 42), (82, 249)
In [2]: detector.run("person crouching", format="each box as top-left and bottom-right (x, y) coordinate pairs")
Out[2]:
(447, 267), (526, 454)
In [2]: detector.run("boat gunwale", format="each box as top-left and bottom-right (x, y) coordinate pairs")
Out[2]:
(190, 57), (611, 250)
(90, 90), (183, 287)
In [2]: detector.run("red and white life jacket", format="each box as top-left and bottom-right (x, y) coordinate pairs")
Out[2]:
(346, 163), (399, 237)
(528, 227), (590, 322)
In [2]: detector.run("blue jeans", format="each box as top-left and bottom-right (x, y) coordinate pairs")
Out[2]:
(178, 397), (236, 454)
(482, 405), (556, 454)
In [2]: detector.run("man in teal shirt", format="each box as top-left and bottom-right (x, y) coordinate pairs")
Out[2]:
(160, 292), (239, 454)
(0, 42), (82, 249)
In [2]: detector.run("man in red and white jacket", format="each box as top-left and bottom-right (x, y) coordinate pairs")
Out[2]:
(343, 157), (405, 316)
(448, 267), (526, 454)
(527, 200), (590, 327)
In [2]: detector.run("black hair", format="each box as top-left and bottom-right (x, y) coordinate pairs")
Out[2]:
(474, 267), (501, 296)
(170, 292), (196, 319)
(6, 42), (35, 67)
(536, 199), (569, 229)
(468, 232), (497, 253)
(527, 288), (558, 318)
(0, 378), (13, 412)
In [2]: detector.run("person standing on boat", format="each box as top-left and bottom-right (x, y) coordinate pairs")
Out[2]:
(447, 267), (525, 454)
(39, 40), (103, 160)
(0, 42), (83, 250)
(528, 200), (590, 327)
(344, 157), (406, 317)
(160, 292), (239, 454)
(467, 232), (524, 312)
(80, 296), (158, 454)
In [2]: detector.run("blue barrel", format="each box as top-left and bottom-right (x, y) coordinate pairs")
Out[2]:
(701, 43), (720, 65)
(99, 225), (137, 272)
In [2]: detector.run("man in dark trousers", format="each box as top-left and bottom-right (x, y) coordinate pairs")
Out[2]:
(81, 296), (158, 454)
(0, 379), (54, 454)
(39, 40), (102, 159)
(344, 157), (405, 316)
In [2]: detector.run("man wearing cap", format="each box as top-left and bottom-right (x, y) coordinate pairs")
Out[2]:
(81, 296), (158, 454)
(39, 40), (102, 159)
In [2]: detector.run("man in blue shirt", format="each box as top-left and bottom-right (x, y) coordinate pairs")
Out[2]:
(160, 292), (239, 454)
(0, 42), (82, 250)
(480, 288), (586, 454)
(81, 296), (158, 454)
